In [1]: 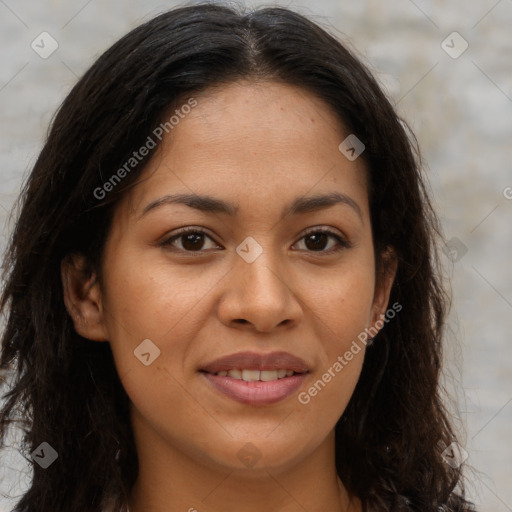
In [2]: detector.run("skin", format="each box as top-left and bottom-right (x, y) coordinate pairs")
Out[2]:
(62, 80), (396, 512)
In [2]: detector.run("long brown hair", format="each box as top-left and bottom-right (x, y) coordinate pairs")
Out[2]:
(1, 3), (474, 511)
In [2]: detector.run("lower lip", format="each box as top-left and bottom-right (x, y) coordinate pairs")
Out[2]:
(201, 372), (307, 405)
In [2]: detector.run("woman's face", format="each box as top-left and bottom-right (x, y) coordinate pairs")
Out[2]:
(67, 80), (395, 475)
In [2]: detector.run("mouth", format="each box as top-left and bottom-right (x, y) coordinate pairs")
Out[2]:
(199, 351), (310, 405)
(203, 368), (303, 381)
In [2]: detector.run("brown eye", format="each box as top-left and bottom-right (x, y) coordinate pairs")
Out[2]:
(303, 232), (330, 251)
(160, 228), (220, 253)
(294, 229), (351, 254)
(180, 232), (207, 251)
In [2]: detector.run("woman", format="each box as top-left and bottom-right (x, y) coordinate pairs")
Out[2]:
(0, 3), (475, 511)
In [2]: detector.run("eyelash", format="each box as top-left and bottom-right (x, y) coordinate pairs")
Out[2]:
(158, 226), (352, 255)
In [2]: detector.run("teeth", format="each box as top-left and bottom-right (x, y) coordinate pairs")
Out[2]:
(242, 369), (260, 382)
(214, 369), (297, 381)
(260, 370), (278, 381)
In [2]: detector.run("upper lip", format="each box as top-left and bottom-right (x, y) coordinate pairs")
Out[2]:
(200, 351), (310, 374)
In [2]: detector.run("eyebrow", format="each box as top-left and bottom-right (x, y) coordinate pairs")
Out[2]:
(138, 192), (363, 222)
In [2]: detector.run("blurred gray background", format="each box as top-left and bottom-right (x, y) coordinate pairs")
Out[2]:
(0, 1), (511, 511)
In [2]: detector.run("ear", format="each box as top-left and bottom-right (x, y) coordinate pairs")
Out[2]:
(369, 246), (398, 334)
(61, 253), (109, 342)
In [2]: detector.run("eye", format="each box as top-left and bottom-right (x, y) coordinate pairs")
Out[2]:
(293, 228), (351, 254)
(159, 226), (351, 255)
(159, 227), (220, 253)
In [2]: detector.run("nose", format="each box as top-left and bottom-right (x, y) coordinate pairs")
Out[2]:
(216, 242), (303, 333)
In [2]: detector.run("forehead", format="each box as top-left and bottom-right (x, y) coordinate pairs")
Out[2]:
(119, 80), (369, 222)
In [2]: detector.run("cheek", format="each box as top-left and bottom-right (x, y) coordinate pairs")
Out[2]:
(304, 255), (376, 344)
(101, 247), (223, 366)
(298, 347), (364, 418)
(291, 257), (374, 427)
(120, 362), (230, 471)
(101, 250), (226, 460)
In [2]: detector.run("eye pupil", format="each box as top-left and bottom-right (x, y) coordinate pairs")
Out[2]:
(182, 232), (204, 251)
(305, 233), (328, 251)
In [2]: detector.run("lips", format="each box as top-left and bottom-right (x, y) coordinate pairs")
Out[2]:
(199, 351), (309, 405)
(200, 351), (309, 374)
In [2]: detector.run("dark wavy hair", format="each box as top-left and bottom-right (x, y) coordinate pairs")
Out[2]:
(0, 3), (474, 511)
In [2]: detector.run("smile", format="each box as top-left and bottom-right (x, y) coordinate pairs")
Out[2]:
(199, 350), (310, 405)
(212, 369), (297, 381)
